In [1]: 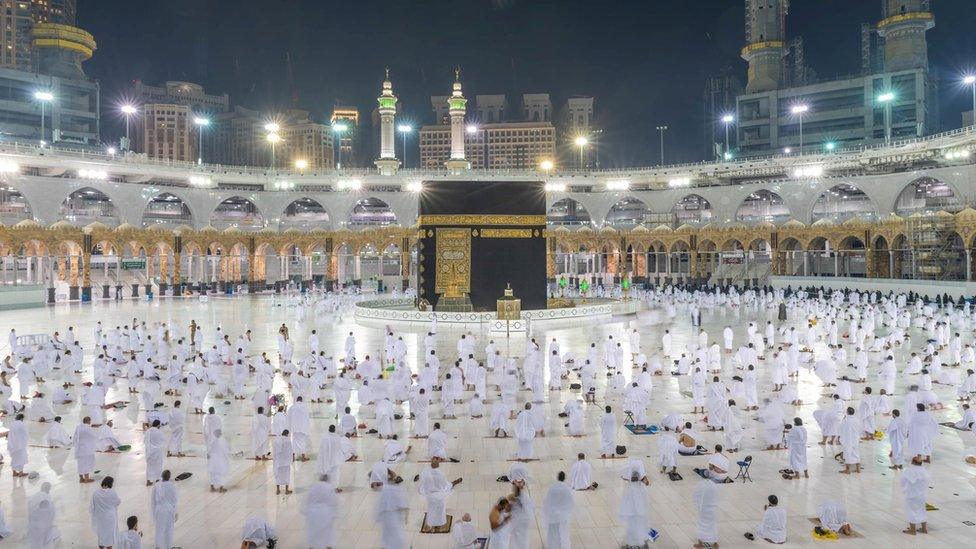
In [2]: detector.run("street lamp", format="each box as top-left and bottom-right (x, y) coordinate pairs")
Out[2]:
(964, 75), (976, 128)
(539, 159), (554, 174)
(721, 114), (735, 160)
(574, 136), (588, 169)
(266, 131), (281, 168)
(877, 92), (895, 144)
(655, 125), (668, 164)
(34, 91), (54, 147)
(294, 159), (308, 171)
(332, 122), (348, 169)
(120, 104), (137, 151)
(193, 116), (210, 165)
(790, 104), (810, 154)
(397, 124), (412, 168)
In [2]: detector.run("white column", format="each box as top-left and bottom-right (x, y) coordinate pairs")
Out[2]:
(966, 250), (972, 281)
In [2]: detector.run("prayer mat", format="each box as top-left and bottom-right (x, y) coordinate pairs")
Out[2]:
(506, 458), (540, 462)
(939, 422), (968, 431)
(420, 513), (453, 534)
(625, 424), (658, 435)
(808, 518), (864, 538)
(926, 503), (939, 511)
(473, 538), (488, 548)
(174, 472), (193, 481)
(597, 455), (627, 459)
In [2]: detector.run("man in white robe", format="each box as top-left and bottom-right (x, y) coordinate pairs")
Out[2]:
(746, 494), (787, 543)
(693, 478), (719, 548)
(90, 476), (121, 549)
(907, 404), (938, 462)
(418, 458), (461, 528)
(6, 414), (28, 476)
(273, 429), (294, 494)
(150, 470), (178, 549)
(570, 453), (598, 490)
(886, 409), (908, 469)
(784, 417), (808, 479)
(28, 482), (60, 549)
(251, 407), (271, 459)
(899, 456), (931, 535)
(288, 396), (311, 461)
(514, 403), (536, 460)
(600, 406), (617, 457)
(619, 460), (650, 547)
(838, 407), (861, 474)
(817, 500), (852, 536)
(376, 472), (409, 549)
(207, 428), (230, 492)
(144, 420), (166, 485)
(73, 416), (97, 483)
(302, 474), (337, 549)
(543, 471), (574, 549)
(451, 513), (478, 548)
(241, 517), (277, 548)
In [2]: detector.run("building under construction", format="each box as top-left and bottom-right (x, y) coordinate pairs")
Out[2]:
(735, 0), (937, 156)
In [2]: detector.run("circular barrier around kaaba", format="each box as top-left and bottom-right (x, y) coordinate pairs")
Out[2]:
(353, 297), (636, 327)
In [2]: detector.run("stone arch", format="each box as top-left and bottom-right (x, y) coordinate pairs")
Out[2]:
(547, 198), (592, 226)
(735, 190), (790, 224)
(894, 177), (960, 216)
(777, 237), (803, 276)
(281, 197), (331, 231)
(672, 194), (712, 225)
(142, 192), (194, 228)
(605, 196), (648, 227)
(349, 197), (396, 227)
(0, 183), (33, 224)
(811, 183), (878, 224)
(60, 187), (119, 227)
(210, 196), (264, 231)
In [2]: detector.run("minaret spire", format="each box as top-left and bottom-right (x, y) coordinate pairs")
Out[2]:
(445, 68), (470, 172)
(374, 68), (400, 174)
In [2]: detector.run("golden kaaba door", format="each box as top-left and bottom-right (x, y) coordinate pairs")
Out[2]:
(435, 227), (471, 297)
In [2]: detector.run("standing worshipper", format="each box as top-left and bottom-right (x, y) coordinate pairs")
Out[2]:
(619, 460), (651, 549)
(250, 407), (271, 460)
(28, 482), (60, 549)
(207, 428), (230, 492)
(784, 417), (808, 479)
(144, 419), (166, 485)
(907, 403), (938, 462)
(73, 416), (97, 483)
(150, 470), (178, 549)
(693, 477), (719, 549)
(118, 516), (142, 549)
(419, 458), (462, 530)
(838, 407), (861, 474)
(886, 409), (908, 469)
(167, 400), (185, 457)
(273, 429), (294, 494)
(900, 455), (931, 535)
(90, 476), (122, 549)
(600, 406), (617, 458)
(543, 471), (574, 549)
(6, 413), (28, 476)
(302, 474), (338, 549)
(288, 396), (311, 461)
(514, 403), (536, 460)
(376, 471), (409, 549)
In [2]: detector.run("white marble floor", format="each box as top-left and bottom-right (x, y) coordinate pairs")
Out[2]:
(2, 294), (976, 548)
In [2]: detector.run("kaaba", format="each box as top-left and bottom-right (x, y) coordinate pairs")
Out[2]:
(417, 180), (547, 311)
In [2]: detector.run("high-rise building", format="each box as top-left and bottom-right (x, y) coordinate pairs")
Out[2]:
(521, 93), (552, 123)
(330, 106), (359, 168)
(735, 0), (937, 156)
(703, 71), (743, 159)
(563, 97), (594, 133)
(132, 81), (230, 114)
(430, 95), (449, 124)
(419, 122), (556, 170)
(280, 110), (334, 169)
(475, 95), (508, 123)
(212, 106), (266, 167)
(32, 0), (76, 25)
(0, 0), (34, 69)
(141, 104), (194, 162)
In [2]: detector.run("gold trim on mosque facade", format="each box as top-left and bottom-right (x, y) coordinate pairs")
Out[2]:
(478, 229), (534, 238)
(418, 214), (547, 227)
(434, 227), (471, 295)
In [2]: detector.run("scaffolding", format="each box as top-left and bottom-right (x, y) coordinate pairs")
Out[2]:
(907, 214), (957, 280)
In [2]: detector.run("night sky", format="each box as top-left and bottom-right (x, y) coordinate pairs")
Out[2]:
(79, 0), (976, 167)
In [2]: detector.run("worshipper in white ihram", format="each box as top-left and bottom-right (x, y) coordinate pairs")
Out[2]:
(744, 494), (786, 544)
(151, 470), (178, 549)
(90, 476), (122, 549)
(419, 458), (462, 529)
(207, 428), (230, 492)
(28, 482), (60, 549)
(900, 456), (931, 535)
(302, 474), (338, 549)
(543, 471), (575, 549)
(376, 471), (409, 549)
(619, 460), (651, 549)
(693, 477), (719, 548)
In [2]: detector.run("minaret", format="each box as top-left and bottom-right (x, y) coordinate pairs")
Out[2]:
(877, 0), (934, 73)
(374, 68), (400, 175)
(741, 0), (787, 93)
(445, 69), (470, 172)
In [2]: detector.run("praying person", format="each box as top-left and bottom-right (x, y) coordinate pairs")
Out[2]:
(744, 494), (786, 544)
(543, 471), (574, 549)
(90, 476), (122, 549)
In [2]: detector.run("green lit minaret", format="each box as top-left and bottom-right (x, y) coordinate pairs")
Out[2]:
(445, 68), (470, 172)
(375, 68), (401, 174)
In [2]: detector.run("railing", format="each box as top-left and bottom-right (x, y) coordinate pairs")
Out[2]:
(0, 125), (974, 190)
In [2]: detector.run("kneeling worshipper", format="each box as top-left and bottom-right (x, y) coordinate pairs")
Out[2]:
(745, 494), (787, 544)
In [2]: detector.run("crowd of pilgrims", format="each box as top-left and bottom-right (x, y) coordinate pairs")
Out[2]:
(1, 283), (975, 548)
